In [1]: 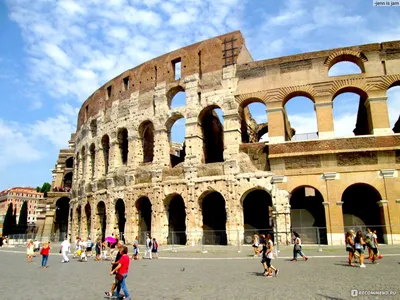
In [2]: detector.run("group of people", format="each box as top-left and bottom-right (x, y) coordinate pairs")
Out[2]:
(25, 239), (51, 268)
(345, 228), (382, 267)
(131, 234), (159, 260)
(252, 233), (279, 278)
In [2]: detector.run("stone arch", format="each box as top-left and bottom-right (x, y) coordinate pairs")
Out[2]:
(90, 119), (97, 137)
(65, 157), (74, 168)
(89, 143), (96, 179)
(84, 202), (91, 237)
(290, 185), (327, 244)
(167, 85), (186, 109)
(238, 98), (268, 143)
(75, 204), (82, 238)
(115, 199), (126, 241)
(282, 91), (315, 107)
(164, 193), (187, 245)
(386, 80), (400, 133)
(138, 120), (155, 163)
(101, 135), (110, 175)
(63, 172), (72, 189)
(198, 105), (224, 163)
(324, 49), (367, 73)
(332, 86), (371, 136)
(117, 128), (129, 165)
(96, 201), (107, 240)
(241, 187), (273, 244)
(135, 196), (152, 243)
(166, 113), (186, 167)
(342, 183), (385, 243)
(55, 197), (70, 241)
(199, 190), (227, 245)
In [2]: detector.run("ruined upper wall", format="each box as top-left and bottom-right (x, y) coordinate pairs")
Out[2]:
(77, 31), (248, 129)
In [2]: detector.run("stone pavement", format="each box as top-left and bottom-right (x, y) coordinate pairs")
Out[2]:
(0, 246), (399, 300)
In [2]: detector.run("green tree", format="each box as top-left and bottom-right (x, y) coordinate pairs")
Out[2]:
(40, 182), (51, 193)
(2, 203), (14, 236)
(36, 186), (41, 192)
(12, 207), (17, 234)
(18, 201), (28, 234)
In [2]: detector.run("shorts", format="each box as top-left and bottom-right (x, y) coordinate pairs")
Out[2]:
(372, 247), (378, 255)
(346, 246), (354, 253)
(261, 257), (271, 268)
(87, 247), (92, 252)
(152, 249), (158, 253)
(355, 248), (364, 254)
(34, 248), (40, 252)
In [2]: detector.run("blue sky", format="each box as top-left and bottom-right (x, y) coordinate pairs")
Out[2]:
(0, 0), (399, 191)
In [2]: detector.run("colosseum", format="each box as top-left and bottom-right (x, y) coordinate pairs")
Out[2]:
(36, 31), (400, 246)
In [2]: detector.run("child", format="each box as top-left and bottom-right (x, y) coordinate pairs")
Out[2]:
(152, 238), (159, 259)
(132, 243), (140, 260)
(79, 248), (88, 262)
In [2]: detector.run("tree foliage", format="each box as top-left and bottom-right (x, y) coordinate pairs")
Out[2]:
(17, 201), (28, 234)
(2, 203), (15, 236)
(40, 182), (51, 193)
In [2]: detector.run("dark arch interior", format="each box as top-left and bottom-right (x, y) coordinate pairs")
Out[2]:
(55, 197), (70, 241)
(201, 108), (224, 163)
(63, 172), (72, 189)
(115, 199), (126, 240)
(102, 135), (110, 174)
(142, 123), (155, 163)
(136, 197), (152, 243)
(290, 187), (327, 244)
(76, 205), (82, 237)
(65, 157), (74, 168)
(243, 189), (273, 243)
(167, 195), (187, 245)
(85, 203), (91, 237)
(201, 192), (227, 245)
(342, 184), (384, 242)
(97, 201), (106, 240)
(118, 128), (128, 165)
(89, 144), (96, 178)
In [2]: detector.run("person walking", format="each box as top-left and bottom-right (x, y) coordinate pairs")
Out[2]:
(144, 234), (152, 260)
(354, 231), (366, 268)
(252, 233), (260, 257)
(95, 237), (102, 261)
(345, 230), (356, 266)
(60, 238), (70, 263)
(151, 238), (159, 259)
(369, 230), (379, 264)
(33, 239), (41, 257)
(26, 240), (34, 263)
(40, 242), (50, 269)
(105, 242), (123, 298)
(110, 245), (131, 300)
(131, 243), (140, 260)
(261, 234), (279, 277)
(291, 232), (308, 261)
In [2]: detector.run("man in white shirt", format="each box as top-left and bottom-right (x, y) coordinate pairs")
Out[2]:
(60, 238), (71, 263)
(144, 234), (152, 259)
(33, 240), (41, 257)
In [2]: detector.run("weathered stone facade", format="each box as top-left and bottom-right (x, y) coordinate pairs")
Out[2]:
(41, 31), (400, 245)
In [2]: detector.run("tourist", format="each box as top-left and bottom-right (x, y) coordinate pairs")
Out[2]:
(373, 230), (383, 259)
(95, 237), (102, 261)
(33, 239), (41, 257)
(110, 235), (120, 259)
(252, 233), (260, 257)
(261, 234), (278, 277)
(60, 238), (70, 263)
(105, 242), (123, 298)
(345, 230), (356, 266)
(26, 240), (34, 263)
(133, 236), (139, 247)
(110, 245), (131, 299)
(291, 232), (308, 261)
(354, 231), (366, 268)
(131, 243), (140, 260)
(151, 238), (159, 259)
(144, 234), (152, 259)
(40, 242), (50, 269)
(368, 229), (379, 264)
(86, 237), (93, 257)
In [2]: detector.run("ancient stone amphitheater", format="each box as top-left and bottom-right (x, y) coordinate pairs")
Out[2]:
(37, 31), (400, 246)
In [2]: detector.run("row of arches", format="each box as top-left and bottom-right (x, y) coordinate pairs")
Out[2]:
(55, 182), (386, 244)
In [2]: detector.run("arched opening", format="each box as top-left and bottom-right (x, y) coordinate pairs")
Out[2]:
(139, 121), (154, 163)
(76, 205), (82, 238)
(387, 82), (400, 133)
(290, 186), (327, 244)
(81, 146), (86, 177)
(89, 143), (95, 179)
(166, 114), (186, 167)
(85, 202), (91, 237)
(333, 88), (370, 137)
(96, 201), (106, 240)
(136, 197), (152, 243)
(169, 86), (186, 109)
(200, 191), (227, 245)
(165, 194), (187, 245)
(90, 119), (97, 137)
(63, 172), (72, 190)
(101, 135), (110, 175)
(54, 197), (70, 241)
(242, 189), (273, 244)
(118, 128), (129, 165)
(239, 99), (269, 143)
(342, 183), (385, 243)
(199, 106), (224, 163)
(115, 199), (126, 242)
(284, 94), (318, 141)
(328, 61), (363, 77)
(65, 157), (73, 169)
(75, 153), (80, 180)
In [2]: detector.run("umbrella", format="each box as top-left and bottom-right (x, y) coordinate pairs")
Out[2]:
(105, 236), (116, 243)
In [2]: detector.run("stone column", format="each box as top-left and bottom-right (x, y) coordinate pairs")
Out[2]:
(322, 172), (344, 245)
(365, 96), (391, 135)
(267, 101), (285, 143)
(154, 128), (170, 167)
(184, 118), (203, 165)
(108, 138), (118, 174)
(314, 96), (335, 139)
(380, 169), (399, 244)
(223, 109), (241, 161)
(271, 176), (291, 245)
(224, 178), (244, 247)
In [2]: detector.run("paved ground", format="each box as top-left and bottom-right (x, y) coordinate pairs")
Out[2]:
(0, 246), (399, 300)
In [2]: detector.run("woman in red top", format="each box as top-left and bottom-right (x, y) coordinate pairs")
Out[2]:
(110, 245), (131, 299)
(40, 242), (50, 269)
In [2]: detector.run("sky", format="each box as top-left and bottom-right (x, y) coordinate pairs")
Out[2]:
(0, 0), (399, 191)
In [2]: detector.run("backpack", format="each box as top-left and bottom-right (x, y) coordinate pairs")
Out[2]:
(148, 240), (152, 248)
(153, 241), (158, 249)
